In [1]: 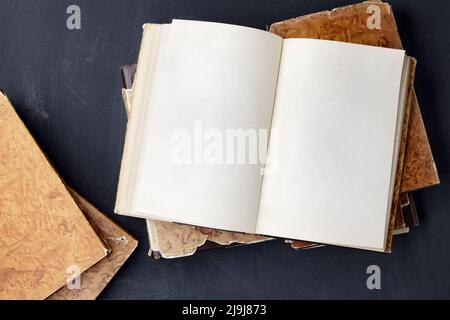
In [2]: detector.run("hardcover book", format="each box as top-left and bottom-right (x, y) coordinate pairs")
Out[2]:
(47, 190), (138, 300)
(121, 1), (436, 258)
(0, 92), (108, 299)
(116, 19), (412, 252)
(269, 0), (439, 249)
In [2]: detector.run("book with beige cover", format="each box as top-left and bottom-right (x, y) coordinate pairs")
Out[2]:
(0, 92), (108, 299)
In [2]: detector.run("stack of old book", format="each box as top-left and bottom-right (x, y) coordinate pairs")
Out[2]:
(0, 92), (138, 300)
(118, 1), (439, 259)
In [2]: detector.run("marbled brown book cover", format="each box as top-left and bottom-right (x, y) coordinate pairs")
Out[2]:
(122, 1), (438, 258)
(146, 220), (269, 259)
(270, 0), (439, 250)
(0, 93), (108, 300)
(48, 191), (138, 300)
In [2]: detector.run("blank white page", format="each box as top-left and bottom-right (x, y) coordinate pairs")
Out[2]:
(132, 20), (282, 233)
(256, 39), (406, 250)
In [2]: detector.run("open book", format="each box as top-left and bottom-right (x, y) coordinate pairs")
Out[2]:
(116, 20), (411, 252)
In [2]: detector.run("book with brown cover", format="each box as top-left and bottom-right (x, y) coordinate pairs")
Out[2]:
(47, 190), (138, 300)
(120, 1), (438, 258)
(269, 0), (439, 249)
(0, 92), (108, 299)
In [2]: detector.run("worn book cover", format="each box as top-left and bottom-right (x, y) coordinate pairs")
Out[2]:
(269, 0), (438, 250)
(120, 2), (438, 257)
(47, 190), (138, 300)
(118, 1), (438, 258)
(0, 92), (108, 299)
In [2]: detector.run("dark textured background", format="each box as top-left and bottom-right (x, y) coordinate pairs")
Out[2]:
(0, 0), (449, 299)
